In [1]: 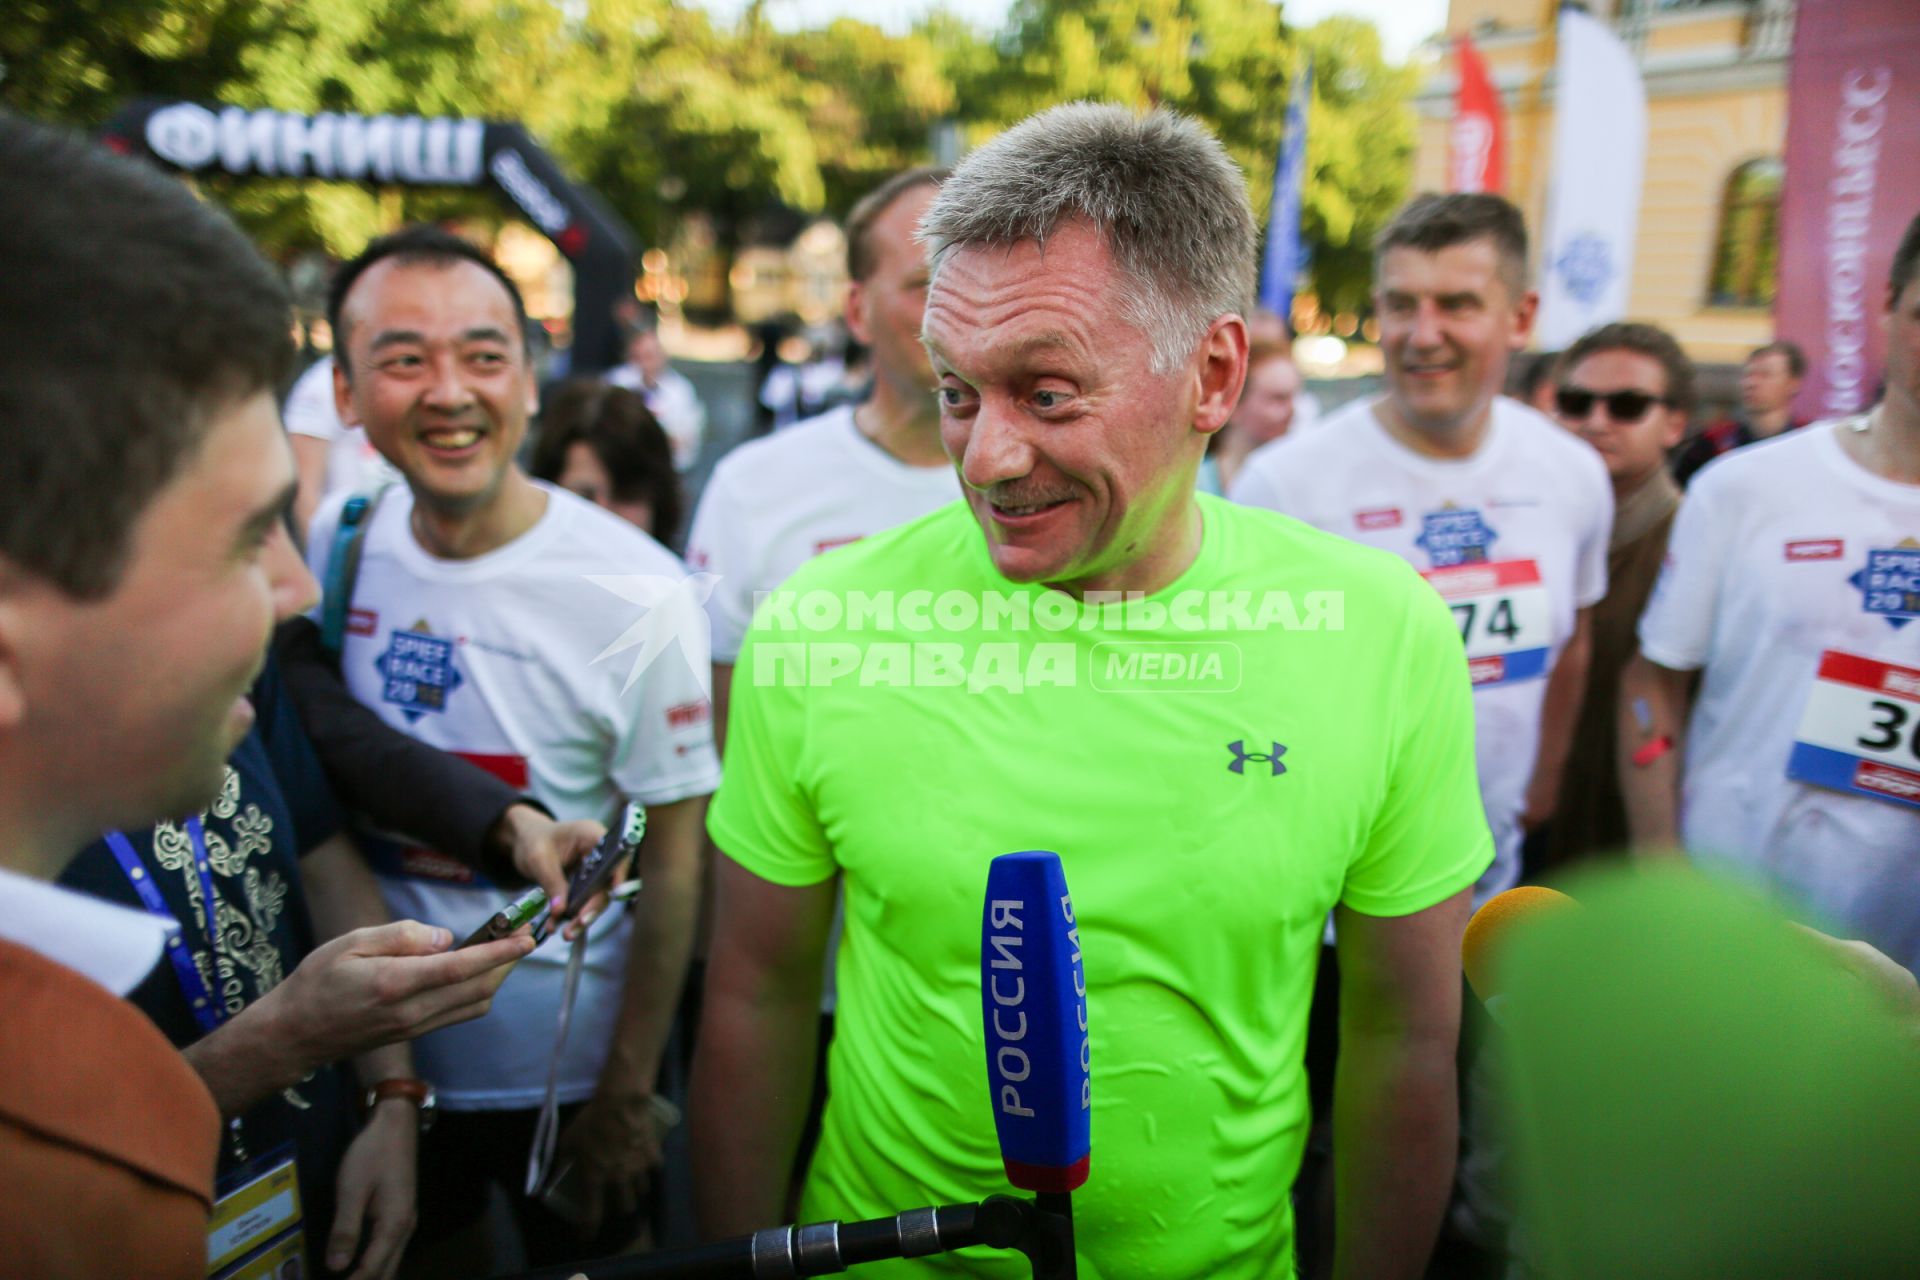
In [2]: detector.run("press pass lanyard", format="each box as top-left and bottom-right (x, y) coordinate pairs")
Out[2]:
(104, 817), (226, 1035)
(107, 817), (258, 1164)
(526, 928), (591, 1199)
(524, 880), (647, 1199)
(524, 806), (649, 1198)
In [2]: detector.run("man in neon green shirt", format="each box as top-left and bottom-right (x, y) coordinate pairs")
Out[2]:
(690, 104), (1492, 1279)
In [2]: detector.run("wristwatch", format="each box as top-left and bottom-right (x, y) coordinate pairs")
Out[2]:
(364, 1077), (437, 1133)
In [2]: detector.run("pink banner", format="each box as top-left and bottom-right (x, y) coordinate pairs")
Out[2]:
(1775, 0), (1920, 420)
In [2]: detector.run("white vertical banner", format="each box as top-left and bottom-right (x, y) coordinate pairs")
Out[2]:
(1536, 6), (1647, 348)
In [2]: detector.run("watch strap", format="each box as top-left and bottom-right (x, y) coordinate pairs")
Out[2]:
(364, 1077), (432, 1110)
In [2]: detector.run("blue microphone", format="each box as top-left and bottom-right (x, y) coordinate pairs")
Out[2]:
(981, 850), (1090, 1195)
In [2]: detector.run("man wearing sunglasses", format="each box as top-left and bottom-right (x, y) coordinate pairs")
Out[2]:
(1621, 211), (1920, 976)
(1540, 323), (1693, 869)
(1232, 192), (1612, 906)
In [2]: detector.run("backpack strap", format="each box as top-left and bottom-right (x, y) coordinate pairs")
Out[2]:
(319, 483), (392, 660)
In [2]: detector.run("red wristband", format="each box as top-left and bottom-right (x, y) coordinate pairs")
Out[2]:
(1631, 734), (1675, 767)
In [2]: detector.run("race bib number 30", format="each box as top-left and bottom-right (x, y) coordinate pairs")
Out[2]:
(1787, 650), (1920, 809)
(1421, 560), (1552, 688)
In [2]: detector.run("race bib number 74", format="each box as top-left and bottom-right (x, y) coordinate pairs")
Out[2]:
(1420, 560), (1552, 688)
(1787, 650), (1920, 809)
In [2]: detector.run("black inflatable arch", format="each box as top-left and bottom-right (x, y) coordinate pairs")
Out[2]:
(103, 99), (638, 374)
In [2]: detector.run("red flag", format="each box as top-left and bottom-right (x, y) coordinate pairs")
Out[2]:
(1451, 34), (1505, 194)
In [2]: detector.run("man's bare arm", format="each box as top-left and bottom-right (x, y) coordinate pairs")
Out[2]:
(689, 852), (836, 1238)
(596, 794), (708, 1099)
(1617, 652), (1694, 853)
(1331, 888), (1472, 1280)
(1524, 607), (1594, 829)
(711, 662), (734, 759)
(694, 661), (735, 963)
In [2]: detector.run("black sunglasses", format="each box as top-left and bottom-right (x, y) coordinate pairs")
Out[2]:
(1555, 386), (1670, 422)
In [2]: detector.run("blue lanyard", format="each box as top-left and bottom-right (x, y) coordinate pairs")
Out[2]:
(105, 816), (227, 1035)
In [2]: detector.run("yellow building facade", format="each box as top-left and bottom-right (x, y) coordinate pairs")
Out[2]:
(1414, 0), (1796, 363)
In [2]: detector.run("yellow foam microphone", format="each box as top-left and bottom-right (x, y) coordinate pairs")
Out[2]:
(1461, 884), (1577, 1005)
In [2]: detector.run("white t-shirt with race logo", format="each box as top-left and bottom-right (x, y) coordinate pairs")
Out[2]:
(283, 356), (399, 505)
(1638, 421), (1920, 965)
(307, 483), (722, 1110)
(1231, 395), (1611, 900)
(686, 405), (960, 662)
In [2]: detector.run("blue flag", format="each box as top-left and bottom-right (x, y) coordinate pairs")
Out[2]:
(1258, 59), (1312, 322)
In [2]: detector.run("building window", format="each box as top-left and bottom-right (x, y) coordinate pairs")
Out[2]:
(1707, 157), (1783, 308)
(1617, 0), (1740, 13)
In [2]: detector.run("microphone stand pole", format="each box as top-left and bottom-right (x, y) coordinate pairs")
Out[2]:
(1031, 1191), (1075, 1280)
(504, 1192), (1075, 1280)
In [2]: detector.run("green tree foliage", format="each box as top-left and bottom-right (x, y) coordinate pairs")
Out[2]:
(2, 0), (1414, 313)
(4, 0), (502, 252)
(491, 1), (824, 255)
(616, 9), (826, 248)
(780, 19), (957, 213)
(974, 1), (1414, 316)
(1295, 17), (1418, 314)
(1, 0), (268, 126)
(212, 0), (501, 253)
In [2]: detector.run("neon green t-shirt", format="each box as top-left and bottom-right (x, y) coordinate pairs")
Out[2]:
(709, 495), (1492, 1277)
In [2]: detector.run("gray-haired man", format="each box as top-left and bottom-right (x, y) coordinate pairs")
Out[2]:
(690, 104), (1490, 1278)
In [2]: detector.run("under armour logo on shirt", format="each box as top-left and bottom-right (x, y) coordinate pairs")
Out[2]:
(1227, 741), (1287, 777)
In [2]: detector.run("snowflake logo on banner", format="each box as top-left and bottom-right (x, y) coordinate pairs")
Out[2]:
(586, 573), (720, 698)
(1555, 233), (1614, 306)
